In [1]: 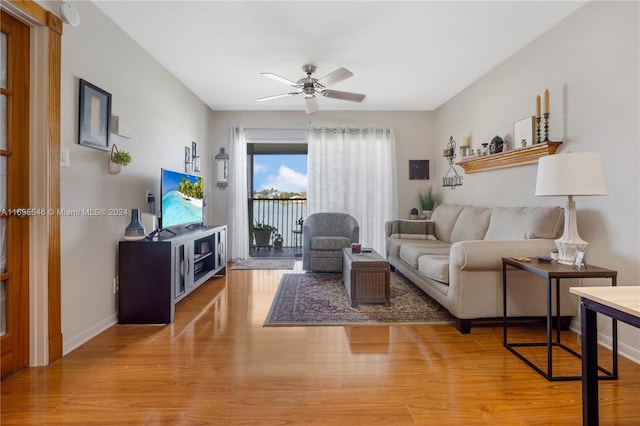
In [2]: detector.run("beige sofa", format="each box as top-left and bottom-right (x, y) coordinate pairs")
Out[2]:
(385, 204), (578, 333)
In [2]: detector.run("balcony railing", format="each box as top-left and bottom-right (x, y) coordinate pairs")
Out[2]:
(250, 198), (307, 247)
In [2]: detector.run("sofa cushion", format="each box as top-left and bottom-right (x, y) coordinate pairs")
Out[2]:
(418, 254), (450, 284)
(484, 206), (564, 240)
(311, 236), (352, 250)
(399, 240), (451, 268)
(449, 205), (492, 243)
(430, 204), (465, 243)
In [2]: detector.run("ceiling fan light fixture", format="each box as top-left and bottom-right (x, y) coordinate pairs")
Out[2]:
(257, 64), (365, 112)
(303, 84), (315, 96)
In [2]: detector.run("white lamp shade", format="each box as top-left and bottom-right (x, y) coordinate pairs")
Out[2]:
(535, 152), (607, 197)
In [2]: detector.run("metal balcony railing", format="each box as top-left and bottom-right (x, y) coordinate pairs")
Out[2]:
(250, 198), (307, 247)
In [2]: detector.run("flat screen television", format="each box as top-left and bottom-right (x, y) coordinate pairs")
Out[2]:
(160, 168), (204, 229)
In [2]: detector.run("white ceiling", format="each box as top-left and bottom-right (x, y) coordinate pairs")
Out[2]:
(93, 1), (587, 113)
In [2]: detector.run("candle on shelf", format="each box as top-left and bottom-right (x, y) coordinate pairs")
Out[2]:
(536, 95), (541, 118)
(544, 89), (549, 114)
(460, 136), (470, 147)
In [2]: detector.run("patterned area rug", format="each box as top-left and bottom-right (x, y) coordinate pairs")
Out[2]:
(232, 258), (296, 270)
(264, 272), (454, 326)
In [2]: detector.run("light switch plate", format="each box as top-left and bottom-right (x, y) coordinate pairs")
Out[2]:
(60, 148), (70, 167)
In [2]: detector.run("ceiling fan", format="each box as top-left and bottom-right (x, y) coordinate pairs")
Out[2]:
(256, 64), (366, 114)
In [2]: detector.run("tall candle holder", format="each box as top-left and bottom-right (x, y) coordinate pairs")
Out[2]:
(543, 113), (550, 142)
(536, 117), (542, 144)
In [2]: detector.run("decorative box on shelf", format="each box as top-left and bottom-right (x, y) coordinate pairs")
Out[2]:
(457, 141), (562, 174)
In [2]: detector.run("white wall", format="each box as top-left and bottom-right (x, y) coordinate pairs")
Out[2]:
(433, 1), (639, 359)
(56, 1), (211, 353)
(208, 110), (436, 234)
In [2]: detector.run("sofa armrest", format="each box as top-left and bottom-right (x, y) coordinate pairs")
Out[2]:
(450, 239), (557, 271)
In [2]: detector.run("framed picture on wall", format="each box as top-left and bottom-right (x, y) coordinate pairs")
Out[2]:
(513, 116), (536, 148)
(78, 79), (111, 151)
(409, 160), (429, 180)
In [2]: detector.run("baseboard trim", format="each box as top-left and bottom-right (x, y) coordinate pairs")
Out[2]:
(63, 314), (117, 356)
(570, 322), (640, 365)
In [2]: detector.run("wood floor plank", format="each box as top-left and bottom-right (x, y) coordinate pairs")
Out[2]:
(2, 265), (639, 425)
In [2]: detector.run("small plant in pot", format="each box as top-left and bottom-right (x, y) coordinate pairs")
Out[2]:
(109, 144), (132, 174)
(252, 220), (277, 248)
(419, 186), (437, 220)
(272, 232), (283, 250)
(112, 150), (132, 166)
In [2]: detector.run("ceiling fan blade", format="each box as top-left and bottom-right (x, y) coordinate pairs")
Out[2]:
(261, 72), (300, 87)
(256, 92), (299, 102)
(317, 67), (353, 87)
(322, 90), (366, 103)
(305, 97), (319, 114)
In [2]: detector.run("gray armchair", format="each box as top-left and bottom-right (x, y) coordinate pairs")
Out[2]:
(302, 212), (359, 272)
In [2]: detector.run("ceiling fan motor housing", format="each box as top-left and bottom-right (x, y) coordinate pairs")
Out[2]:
(301, 81), (318, 97)
(302, 64), (317, 75)
(257, 63), (364, 110)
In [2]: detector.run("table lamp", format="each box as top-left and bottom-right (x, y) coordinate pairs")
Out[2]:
(535, 152), (607, 265)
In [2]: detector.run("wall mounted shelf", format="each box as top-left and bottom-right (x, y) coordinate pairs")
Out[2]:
(457, 141), (562, 174)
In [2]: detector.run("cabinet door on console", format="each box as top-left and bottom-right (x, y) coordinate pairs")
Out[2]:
(173, 241), (196, 299)
(118, 241), (172, 324)
(215, 228), (227, 270)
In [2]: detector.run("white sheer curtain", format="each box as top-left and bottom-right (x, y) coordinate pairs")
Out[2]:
(307, 127), (398, 255)
(227, 125), (249, 260)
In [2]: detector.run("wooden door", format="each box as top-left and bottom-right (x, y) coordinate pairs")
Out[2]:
(1, 11), (31, 379)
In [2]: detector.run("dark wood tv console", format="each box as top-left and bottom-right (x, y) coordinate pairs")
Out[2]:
(117, 224), (227, 324)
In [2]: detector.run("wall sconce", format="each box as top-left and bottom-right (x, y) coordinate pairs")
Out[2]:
(192, 141), (200, 173)
(443, 136), (463, 188)
(184, 146), (192, 173)
(215, 147), (229, 190)
(443, 136), (456, 165)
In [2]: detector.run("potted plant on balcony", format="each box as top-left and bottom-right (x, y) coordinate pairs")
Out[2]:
(419, 186), (437, 220)
(252, 220), (277, 248)
(273, 232), (283, 250)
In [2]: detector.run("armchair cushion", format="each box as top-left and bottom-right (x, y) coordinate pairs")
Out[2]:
(303, 212), (359, 272)
(311, 236), (352, 251)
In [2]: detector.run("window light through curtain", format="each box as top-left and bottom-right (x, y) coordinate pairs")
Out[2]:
(227, 125), (249, 260)
(307, 127), (398, 255)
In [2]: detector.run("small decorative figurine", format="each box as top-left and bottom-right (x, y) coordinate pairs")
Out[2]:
(489, 136), (504, 154)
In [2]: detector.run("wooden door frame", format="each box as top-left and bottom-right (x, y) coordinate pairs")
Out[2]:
(4, 0), (63, 365)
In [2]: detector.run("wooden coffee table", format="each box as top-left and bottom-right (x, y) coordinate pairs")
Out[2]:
(342, 248), (390, 307)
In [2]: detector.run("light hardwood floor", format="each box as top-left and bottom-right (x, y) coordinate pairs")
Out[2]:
(2, 265), (639, 425)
